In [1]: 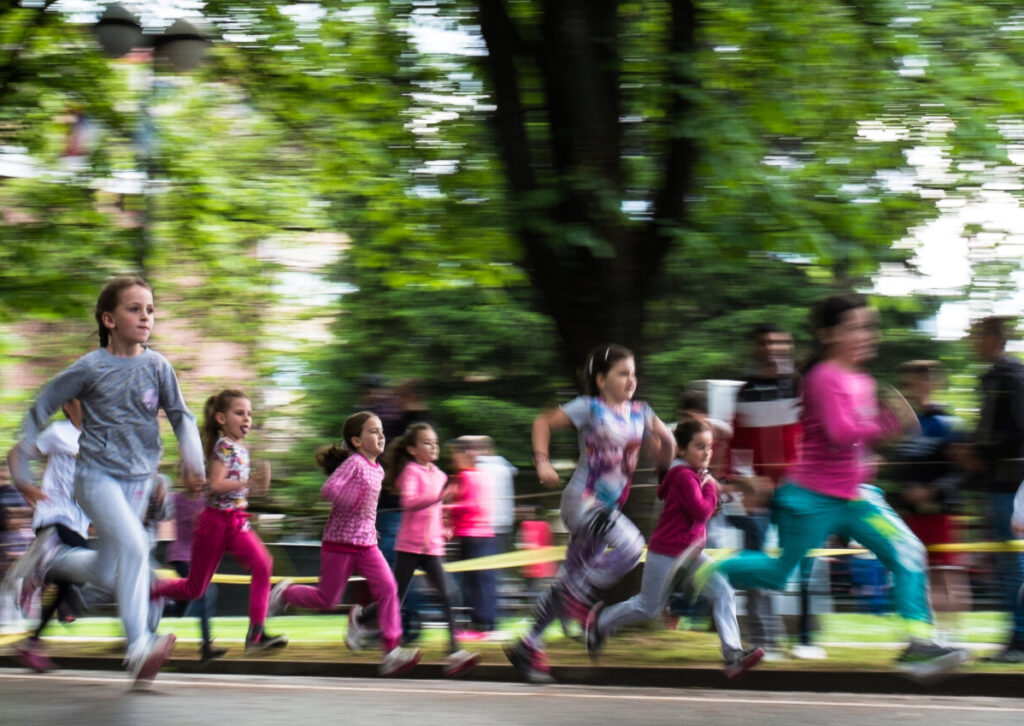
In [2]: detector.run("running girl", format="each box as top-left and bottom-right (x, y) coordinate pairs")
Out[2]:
(347, 424), (480, 676)
(9, 277), (202, 685)
(505, 343), (675, 683)
(585, 417), (763, 678)
(152, 389), (285, 654)
(269, 411), (420, 676)
(684, 294), (969, 679)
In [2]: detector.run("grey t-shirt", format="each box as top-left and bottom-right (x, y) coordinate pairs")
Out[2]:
(15, 347), (203, 483)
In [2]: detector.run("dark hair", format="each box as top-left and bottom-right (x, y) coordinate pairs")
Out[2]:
(95, 276), (152, 348)
(750, 322), (784, 339)
(974, 315), (1015, 343)
(674, 416), (712, 451)
(202, 389), (249, 461)
(801, 293), (869, 375)
(581, 343), (634, 396)
(315, 410), (378, 475)
(677, 387), (708, 415)
(381, 423), (435, 494)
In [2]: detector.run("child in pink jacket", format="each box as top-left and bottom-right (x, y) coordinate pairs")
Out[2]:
(447, 438), (497, 635)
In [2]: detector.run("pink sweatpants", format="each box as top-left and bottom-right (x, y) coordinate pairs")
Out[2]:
(153, 506), (273, 626)
(282, 542), (401, 652)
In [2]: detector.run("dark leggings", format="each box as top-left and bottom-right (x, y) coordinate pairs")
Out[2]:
(33, 524), (88, 640)
(364, 551), (459, 653)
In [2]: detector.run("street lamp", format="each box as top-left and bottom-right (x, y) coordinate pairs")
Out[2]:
(91, 4), (208, 271)
(93, 4), (208, 70)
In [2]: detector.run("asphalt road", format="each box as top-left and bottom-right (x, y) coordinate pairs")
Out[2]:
(2, 669), (1023, 726)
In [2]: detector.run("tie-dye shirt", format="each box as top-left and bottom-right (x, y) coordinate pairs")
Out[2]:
(207, 437), (249, 510)
(562, 396), (654, 510)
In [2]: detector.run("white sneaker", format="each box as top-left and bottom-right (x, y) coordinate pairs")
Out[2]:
(380, 646), (420, 677)
(444, 649), (481, 678)
(346, 604), (365, 652)
(268, 578), (292, 617)
(790, 644), (827, 660)
(131, 633), (176, 689)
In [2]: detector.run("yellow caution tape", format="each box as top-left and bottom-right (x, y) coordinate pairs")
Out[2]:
(162, 540), (1024, 587)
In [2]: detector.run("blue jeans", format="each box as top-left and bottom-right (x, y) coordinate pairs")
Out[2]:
(988, 493), (1024, 646)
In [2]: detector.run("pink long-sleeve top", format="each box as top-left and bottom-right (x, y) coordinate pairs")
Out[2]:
(320, 452), (383, 547)
(395, 461), (448, 556)
(646, 462), (720, 557)
(447, 468), (495, 538)
(787, 360), (900, 500)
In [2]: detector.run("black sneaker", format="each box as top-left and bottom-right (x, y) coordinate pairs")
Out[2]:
(245, 625), (288, 653)
(503, 637), (554, 684)
(895, 641), (969, 681)
(200, 641), (228, 663)
(584, 601), (606, 661)
(980, 646), (1024, 664)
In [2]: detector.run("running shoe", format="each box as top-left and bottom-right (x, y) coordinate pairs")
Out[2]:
(16, 639), (56, 673)
(979, 646), (1024, 664)
(895, 641), (969, 681)
(17, 529), (61, 616)
(200, 640), (228, 663)
(268, 578), (292, 617)
(443, 649), (481, 678)
(131, 633), (176, 689)
(584, 601), (606, 660)
(245, 625), (288, 653)
(790, 644), (827, 660)
(723, 647), (765, 679)
(503, 637), (554, 684)
(379, 646), (421, 677)
(346, 604), (366, 652)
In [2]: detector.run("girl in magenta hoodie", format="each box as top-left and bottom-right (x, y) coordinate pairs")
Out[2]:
(585, 418), (763, 678)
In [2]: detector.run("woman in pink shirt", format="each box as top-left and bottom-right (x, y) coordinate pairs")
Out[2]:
(268, 411), (419, 677)
(686, 294), (968, 679)
(349, 424), (480, 677)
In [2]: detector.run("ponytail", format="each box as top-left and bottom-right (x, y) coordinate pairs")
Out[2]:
(316, 410), (378, 475)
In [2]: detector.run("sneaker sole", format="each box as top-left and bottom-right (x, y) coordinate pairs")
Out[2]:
(132, 634), (177, 689)
(444, 652), (481, 678)
(898, 649), (970, 683)
(724, 648), (765, 680)
(502, 642), (554, 685)
(380, 650), (421, 677)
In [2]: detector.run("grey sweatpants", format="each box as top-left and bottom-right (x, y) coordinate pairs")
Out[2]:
(598, 550), (743, 659)
(47, 463), (155, 664)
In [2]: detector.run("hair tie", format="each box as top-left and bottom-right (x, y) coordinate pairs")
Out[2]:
(604, 346), (610, 362)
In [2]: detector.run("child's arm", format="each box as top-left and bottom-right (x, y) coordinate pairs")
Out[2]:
(248, 461), (272, 497)
(647, 414), (677, 473)
(156, 358), (205, 484)
(532, 407), (574, 488)
(666, 468), (719, 524)
(10, 364), (87, 488)
(206, 440), (261, 495)
(399, 467), (447, 511)
(5, 444), (46, 507)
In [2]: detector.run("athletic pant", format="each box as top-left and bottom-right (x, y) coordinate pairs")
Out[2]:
(282, 543), (401, 652)
(363, 550), (459, 652)
(46, 464), (154, 664)
(153, 507), (272, 626)
(718, 483), (932, 628)
(599, 549), (743, 659)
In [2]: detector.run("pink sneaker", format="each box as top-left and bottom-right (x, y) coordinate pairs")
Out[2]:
(131, 633), (176, 688)
(16, 641), (56, 673)
(455, 629), (488, 642)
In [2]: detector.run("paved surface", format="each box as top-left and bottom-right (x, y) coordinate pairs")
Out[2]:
(1, 670), (1023, 726)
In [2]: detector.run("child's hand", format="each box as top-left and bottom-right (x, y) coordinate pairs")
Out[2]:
(16, 483), (47, 509)
(536, 461), (560, 488)
(441, 482), (457, 503)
